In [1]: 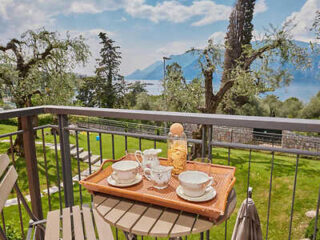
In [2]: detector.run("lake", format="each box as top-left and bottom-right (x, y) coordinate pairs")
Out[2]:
(126, 79), (320, 102)
(125, 79), (163, 95)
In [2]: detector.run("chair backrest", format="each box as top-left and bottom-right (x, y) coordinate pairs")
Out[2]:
(0, 154), (18, 213)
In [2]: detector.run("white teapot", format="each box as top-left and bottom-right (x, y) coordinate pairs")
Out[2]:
(135, 148), (162, 170)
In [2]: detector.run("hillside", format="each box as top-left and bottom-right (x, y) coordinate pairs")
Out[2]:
(126, 41), (320, 100)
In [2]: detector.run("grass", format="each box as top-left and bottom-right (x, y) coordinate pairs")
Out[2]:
(0, 123), (319, 239)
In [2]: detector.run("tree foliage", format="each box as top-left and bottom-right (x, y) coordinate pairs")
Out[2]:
(0, 28), (90, 154)
(279, 97), (303, 118)
(77, 32), (125, 108)
(188, 0), (310, 115)
(124, 81), (148, 108)
(162, 63), (203, 112)
(0, 28), (90, 108)
(301, 91), (320, 119)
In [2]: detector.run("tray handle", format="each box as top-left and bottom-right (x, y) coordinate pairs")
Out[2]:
(79, 158), (120, 185)
(99, 158), (120, 171)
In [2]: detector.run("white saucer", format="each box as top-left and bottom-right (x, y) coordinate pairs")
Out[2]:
(107, 174), (142, 187)
(176, 186), (216, 202)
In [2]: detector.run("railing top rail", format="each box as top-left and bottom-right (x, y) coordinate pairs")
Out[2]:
(0, 106), (44, 120)
(0, 105), (320, 133)
(43, 106), (320, 133)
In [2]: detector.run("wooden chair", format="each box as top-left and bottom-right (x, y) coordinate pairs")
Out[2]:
(0, 154), (114, 240)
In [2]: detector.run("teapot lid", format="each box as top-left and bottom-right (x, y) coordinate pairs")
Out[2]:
(143, 148), (162, 155)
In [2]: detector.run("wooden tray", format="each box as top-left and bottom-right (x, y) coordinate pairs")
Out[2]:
(80, 154), (236, 220)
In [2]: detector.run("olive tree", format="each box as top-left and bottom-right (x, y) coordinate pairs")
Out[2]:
(0, 28), (90, 154)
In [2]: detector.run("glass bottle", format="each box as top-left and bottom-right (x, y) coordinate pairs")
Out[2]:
(167, 123), (188, 175)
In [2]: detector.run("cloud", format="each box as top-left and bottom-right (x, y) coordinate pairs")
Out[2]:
(70, 2), (100, 14)
(285, 0), (319, 42)
(208, 31), (226, 44)
(124, 0), (232, 26)
(254, 0), (268, 14)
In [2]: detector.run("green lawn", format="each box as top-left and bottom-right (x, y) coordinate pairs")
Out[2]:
(0, 123), (319, 240)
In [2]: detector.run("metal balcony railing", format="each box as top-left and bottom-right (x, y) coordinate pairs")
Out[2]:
(0, 105), (319, 240)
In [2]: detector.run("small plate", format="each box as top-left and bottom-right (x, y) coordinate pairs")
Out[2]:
(176, 185), (216, 202)
(107, 174), (142, 187)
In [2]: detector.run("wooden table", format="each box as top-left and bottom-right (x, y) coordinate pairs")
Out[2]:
(93, 189), (236, 239)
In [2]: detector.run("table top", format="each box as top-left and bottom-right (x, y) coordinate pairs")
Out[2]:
(93, 188), (236, 238)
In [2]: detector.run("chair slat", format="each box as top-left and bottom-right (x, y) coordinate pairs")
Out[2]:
(149, 209), (180, 237)
(62, 208), (72, 240)
(72, 206), (84, 240)
(44, 210), (60, 240)
(82, 207), (96, 240)
(93, 209), (114, 240)
(0, 154), (10, 177)
(0, 166), (18, 213)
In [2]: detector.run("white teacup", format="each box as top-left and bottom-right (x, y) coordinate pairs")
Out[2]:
(111, 160), (140, 184)
(178, 171), (213, 197)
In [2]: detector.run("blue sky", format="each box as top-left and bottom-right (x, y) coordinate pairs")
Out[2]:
(0, 0), (318, 75)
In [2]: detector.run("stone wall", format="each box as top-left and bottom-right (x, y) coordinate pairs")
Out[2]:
(212, 126), (253, 144)
(282, 131), (320, 152)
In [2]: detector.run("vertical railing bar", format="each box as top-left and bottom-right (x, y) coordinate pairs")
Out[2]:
(225, 146), (231, 240)
(87, 131), (92, 174)
(99, 133), (103, 164)
(288, 154), (299, 240)
(206, 229), (210, 240)
(246, 149), (252, 207)
(201, 125), (206, 161)
(75, 131), (83, 207)
(16, 196), (24, 239)
(58, 114), (74, 207)
(41, 128), (51, 211)
(10, 135), (25, 239)
(87, 131), (93, 204)
(9, 135), (15, 164)
(265, 151), (275, 240)
(154, 139), (156, 149)
(112, 134), (115, 160)
(53, 130), (63, 212)
(200, 125), (206, 240)
(125, 135), (128, 152)
(208, 125), (212, 163)
(207, 125), (212, 240)
(139, 137), (142, 151)
(1, 211), (5, 236)
(313, 185), (320, 240)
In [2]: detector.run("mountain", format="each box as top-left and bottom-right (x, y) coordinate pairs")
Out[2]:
(125, 40), (320, 101)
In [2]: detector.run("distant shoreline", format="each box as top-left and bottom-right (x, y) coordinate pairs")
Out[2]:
(125, 79), (319, 102)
